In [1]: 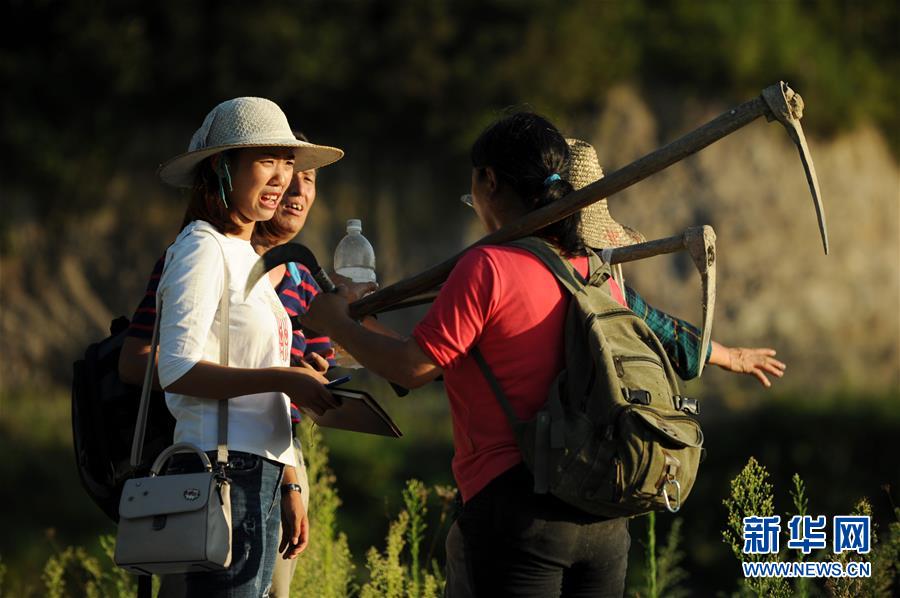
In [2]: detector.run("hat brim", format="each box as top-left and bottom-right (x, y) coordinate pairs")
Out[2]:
(158, 139), (344, 188)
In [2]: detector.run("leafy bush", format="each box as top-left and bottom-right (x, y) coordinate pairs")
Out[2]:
(39, 537), (135, 598)
(291, 422), (356, 597)
(0, 555), (7, 597)
(359, 479), (444, 598)
(723, 457), (900, 597)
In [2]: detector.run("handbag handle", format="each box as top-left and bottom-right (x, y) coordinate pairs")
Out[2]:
(130, 230), (231, 469)
(150, 442), (213, 476)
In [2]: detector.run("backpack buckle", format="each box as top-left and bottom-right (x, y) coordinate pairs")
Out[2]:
(674, 395), (700, 415)
(624, 389), (651, 405)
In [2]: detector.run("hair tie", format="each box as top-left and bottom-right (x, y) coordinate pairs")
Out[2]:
(543, 173), (561, 187)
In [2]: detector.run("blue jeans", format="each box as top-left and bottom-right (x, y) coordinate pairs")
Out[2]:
(163, 451), (284, 598)
(457, 464), (630, 598)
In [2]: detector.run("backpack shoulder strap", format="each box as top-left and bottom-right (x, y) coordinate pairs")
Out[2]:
(471, 347), (519, 424)
(507, 237), (592, 296)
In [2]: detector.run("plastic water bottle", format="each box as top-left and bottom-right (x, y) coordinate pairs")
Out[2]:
(334, 219), (376, 283)
(332, 219), (375, 369)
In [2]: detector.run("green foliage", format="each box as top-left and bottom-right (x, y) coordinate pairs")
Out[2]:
(359, 479), (444, 598)
(36, 535), (147, 598)
(98, 535), (136, 598)
(42, 545), (106, 598)
(722, 457), (792, 598)
(824, 497), (897, 598)
(654, 518), (689, 598)
(0, 555), (7, 597)
(361, 512), (411, 598)
(635, 513), (689, 598)
(789, 474), (811, 598)
(402, 479), (429, 597)
(869, 502), (900, 598)
(644, 512), (657, 598)
(291, 422), (356, 598)
(725, 460), (900, 598)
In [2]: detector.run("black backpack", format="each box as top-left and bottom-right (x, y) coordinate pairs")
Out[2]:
(72, 316), (175, 522)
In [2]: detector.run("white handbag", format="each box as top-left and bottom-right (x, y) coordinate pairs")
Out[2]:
(115, 234), (233, 575)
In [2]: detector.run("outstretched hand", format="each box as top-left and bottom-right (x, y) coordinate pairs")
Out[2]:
(722, 347), (786, 388)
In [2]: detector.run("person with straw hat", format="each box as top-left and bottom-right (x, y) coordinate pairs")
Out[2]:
(149, 97), (344, 596)
(566, 138), (786, 387)
(121, 126), (341, 597)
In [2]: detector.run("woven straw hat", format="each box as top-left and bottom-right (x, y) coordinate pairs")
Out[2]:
(564, 138), (645, 248)
(158, 97), (344, 187)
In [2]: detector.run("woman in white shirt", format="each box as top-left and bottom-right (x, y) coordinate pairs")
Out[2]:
(154, 97), (343, 597)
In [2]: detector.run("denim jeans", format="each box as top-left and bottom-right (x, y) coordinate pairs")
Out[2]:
(456, 464), (630, 598)
(160, 451), (284, 598)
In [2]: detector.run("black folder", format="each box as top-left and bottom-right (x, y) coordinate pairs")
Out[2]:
(303, 388), (402, 437)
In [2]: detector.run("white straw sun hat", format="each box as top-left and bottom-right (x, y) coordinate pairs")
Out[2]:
(564, 138), (645, 248)
(158, 97), (344, 187)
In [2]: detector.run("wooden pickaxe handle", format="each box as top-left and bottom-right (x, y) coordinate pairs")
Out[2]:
(349, 82), (820, 319)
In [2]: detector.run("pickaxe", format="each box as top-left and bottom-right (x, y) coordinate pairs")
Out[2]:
(246, 81), (822, 330)
(341, 80), (825, 319)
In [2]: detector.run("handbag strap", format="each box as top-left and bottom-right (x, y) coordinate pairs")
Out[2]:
(129, 230), (231, 469)
(215, 249), (230, 467)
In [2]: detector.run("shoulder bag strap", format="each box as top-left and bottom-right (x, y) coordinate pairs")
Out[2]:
(215, 251), (230, 467)
(128, 231), (231, 469)
(129, 293), (162, 469)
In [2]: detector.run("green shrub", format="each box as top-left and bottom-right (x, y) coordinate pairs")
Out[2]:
(0, 555), (7, 597)
(724, 458), (900, 598)
(632, 512), (689, 598)
(722, 457), (792, 598)
(359, 479), (444, 598)
(291, 422), (356, 597)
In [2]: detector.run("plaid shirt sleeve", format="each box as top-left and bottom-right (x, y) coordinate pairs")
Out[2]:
(625, 285), (712, 380)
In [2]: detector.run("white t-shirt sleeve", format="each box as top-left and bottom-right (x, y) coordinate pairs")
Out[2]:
(157, 231), (225, 389)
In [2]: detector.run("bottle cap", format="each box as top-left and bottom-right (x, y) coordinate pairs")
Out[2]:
(346, 218), (362, 232)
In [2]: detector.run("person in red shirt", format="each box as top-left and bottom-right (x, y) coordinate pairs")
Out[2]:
(303, 112), (630, 597)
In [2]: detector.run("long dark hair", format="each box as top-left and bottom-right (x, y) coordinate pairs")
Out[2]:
(180, 150), (242, 235)
(470, 112), (584, 256)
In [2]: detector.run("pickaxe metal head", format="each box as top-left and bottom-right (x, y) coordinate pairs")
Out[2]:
(244, 242), (337, 300)
(603, 225), (716, 377)
(762, 81), (829, 255)
(683, 226), (716, 376)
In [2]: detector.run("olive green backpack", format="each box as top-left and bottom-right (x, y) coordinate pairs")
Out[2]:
(471, 237), (704, 517)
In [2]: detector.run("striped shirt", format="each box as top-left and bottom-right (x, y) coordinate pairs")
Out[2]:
(128, 255), (335, 422)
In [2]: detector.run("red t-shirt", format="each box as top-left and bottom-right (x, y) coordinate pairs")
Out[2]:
(413, 245), (626, 502)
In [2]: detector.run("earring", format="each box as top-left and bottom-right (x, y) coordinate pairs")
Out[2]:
(217, 178), (229, 208)
(222, 157), (233, 191)
(216, 157), (232, 208)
